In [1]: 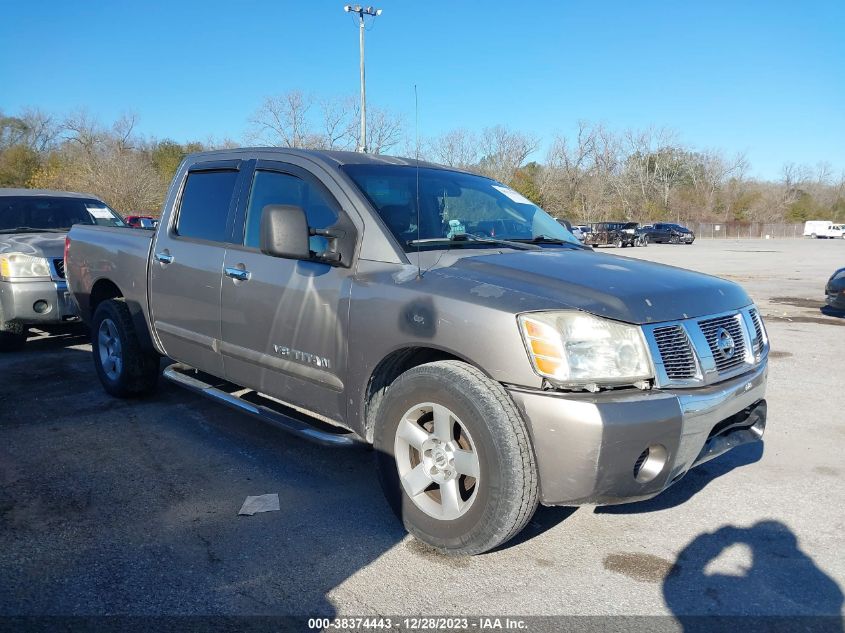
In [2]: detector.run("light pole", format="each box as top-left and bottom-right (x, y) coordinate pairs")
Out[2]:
(344, 4), (382, 153)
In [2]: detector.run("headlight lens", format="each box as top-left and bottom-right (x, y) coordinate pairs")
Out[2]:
(518, 311), (653, 387)
(0, 253), (52, 280)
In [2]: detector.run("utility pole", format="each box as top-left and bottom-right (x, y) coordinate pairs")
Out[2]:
(344, 4), (382, 153)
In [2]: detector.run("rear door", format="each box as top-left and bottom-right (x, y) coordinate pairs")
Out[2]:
(651, 223), (669, 241)
(218, 160), (353, 422)
(148, 161), (244, 376)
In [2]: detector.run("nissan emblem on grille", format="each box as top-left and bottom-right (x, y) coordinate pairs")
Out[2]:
(716, 327), (735, 359)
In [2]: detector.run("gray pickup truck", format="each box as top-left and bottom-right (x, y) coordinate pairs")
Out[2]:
(0, 189), (126, 351)
(66, 149), (769, 555)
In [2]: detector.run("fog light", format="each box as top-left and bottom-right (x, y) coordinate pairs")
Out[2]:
(633, 444), (668, 483)
(33, 300), (50, 314)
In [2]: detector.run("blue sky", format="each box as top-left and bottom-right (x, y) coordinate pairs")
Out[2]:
(2, 0), (843, 179)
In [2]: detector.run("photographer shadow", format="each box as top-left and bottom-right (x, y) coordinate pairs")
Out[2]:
(664, 520), (844, 632)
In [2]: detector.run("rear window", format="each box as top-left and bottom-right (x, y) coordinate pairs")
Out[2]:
(175, 170), (239, 242)
(0, 196), (125, 231)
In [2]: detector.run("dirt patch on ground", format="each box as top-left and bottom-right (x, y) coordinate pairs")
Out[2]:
(765, 315), (845, 327)
(405, 539), (471, 568)
(768, 351), (793, 359)
(770, 297), (825, 309)
(603, 552), (675, 583)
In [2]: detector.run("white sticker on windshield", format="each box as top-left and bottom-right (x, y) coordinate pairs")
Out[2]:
(86, 205), (113, 220)
(492, 185), (533, 206)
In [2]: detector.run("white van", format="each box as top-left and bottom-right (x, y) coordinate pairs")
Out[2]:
(804, 220), (833, 238)
(825, 224), (845, 238)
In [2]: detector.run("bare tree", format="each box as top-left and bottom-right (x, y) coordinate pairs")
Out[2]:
(478, 125), (539, 184)
(429, 128), (480, 169)
(249, 90), (316, 148)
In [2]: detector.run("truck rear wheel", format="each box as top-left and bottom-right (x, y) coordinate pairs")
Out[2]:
(0, 304), (26, 352)
(91, 298), (159, 397)
(373, 360), (539, 555)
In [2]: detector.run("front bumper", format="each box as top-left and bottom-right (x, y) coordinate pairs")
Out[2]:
(825, 288), (845, 310)
(508, 361), (767, 506)
(0, 279), (79, 325)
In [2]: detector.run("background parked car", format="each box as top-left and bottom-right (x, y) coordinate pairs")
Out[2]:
(0, 188), (126, 351)
(821, 223), (845, 239)
(124, 214), (156, 228)
(640, 223), (695, 244)
(825, 268), (845, 311)
(588, 222), (637, 248)
(803, 220), (838, 238)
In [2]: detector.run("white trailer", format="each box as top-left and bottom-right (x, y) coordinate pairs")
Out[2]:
(804, 220), (833, 238)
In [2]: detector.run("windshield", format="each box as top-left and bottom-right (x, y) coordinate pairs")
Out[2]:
(0, 196), (125, 232)
(343, 165), (580, 251)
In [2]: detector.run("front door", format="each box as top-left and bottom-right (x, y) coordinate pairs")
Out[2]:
(219, 161), (353, 423)
(149, 162), (243, 376)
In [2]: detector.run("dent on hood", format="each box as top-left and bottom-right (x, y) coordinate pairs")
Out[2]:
(442, 249), (752, 324)
(0, 233), (67, 257)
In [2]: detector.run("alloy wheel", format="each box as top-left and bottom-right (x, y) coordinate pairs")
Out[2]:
(98, 318), (123, 381)
(394, 402), (480, 520)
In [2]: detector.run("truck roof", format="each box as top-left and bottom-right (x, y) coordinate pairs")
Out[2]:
(0, 187), (102, 200)
(184, 148), (462, 173)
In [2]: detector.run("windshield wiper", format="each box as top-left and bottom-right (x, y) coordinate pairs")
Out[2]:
(0, 227), (68, 234)
(511, 235), (589, 249)
(407, 233), (540, 251)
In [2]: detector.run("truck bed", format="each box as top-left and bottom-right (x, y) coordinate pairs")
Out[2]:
(66, 224), (153, 334)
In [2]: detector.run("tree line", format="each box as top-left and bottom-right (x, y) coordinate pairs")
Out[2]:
(2, 93), (843, 225)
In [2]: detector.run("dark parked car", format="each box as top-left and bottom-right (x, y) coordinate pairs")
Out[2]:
(825, 268), (845, 311)
(588, 222), (638, 248)
(640, 223), (695, 244)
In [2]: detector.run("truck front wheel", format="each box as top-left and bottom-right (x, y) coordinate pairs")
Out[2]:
(373, 360), (539, 555)
(0, 304), (26, 352)
(91, 298), (159, 398)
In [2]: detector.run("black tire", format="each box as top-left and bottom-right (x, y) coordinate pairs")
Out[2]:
(811, 233), (817, 239)
(91, 298), (159, 398)
(0, 303), (26, 352)
(615, 238), (623, 248)
(373, 360), (539, 555)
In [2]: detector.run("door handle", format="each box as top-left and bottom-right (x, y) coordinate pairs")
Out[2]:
(224, 266), (251, 282)
(155, 252), (173, 264)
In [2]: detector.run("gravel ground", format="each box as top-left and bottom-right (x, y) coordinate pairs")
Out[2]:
(1, 238), (843, 622)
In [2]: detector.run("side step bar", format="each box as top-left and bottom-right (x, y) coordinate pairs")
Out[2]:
(163, 363), (365, 448)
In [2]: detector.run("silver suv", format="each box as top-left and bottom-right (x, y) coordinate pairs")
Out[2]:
(0, 189), (126, 351)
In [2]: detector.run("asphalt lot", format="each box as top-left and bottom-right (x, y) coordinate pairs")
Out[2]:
(1, 238), (843, 621)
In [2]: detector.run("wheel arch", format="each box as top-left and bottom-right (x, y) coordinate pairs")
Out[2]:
(362, 345), (493, 443)
(89, 278), (156, 354)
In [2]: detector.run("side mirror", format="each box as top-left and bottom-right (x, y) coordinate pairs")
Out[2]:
(260, 204), (311, 260)
(139, 218), (155, 230)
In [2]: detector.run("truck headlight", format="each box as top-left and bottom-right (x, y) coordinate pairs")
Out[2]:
(518, 311), (653, 388)
(0, 253), (52, 280)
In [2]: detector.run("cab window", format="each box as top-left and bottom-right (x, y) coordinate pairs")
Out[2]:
(243, 170), (338, 252)
(175, 170), (239, 242)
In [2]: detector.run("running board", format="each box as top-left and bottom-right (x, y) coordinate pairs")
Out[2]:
(163, 363), (365, 448)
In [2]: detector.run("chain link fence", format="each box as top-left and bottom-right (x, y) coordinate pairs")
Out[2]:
(684, 222), (804, 239)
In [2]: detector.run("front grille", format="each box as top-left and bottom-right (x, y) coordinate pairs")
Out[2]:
(698, 314), (746, 372)
(748, 308), (764, 354)
(652, 324), (697, 379)
(53, 258), (66, 279)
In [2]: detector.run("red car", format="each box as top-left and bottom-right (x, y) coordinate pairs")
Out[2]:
(124, 215), (156, 228)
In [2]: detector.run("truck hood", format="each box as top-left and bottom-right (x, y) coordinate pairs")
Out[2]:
(0, 232), (66, 259)
(441, 249), (751, 324)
